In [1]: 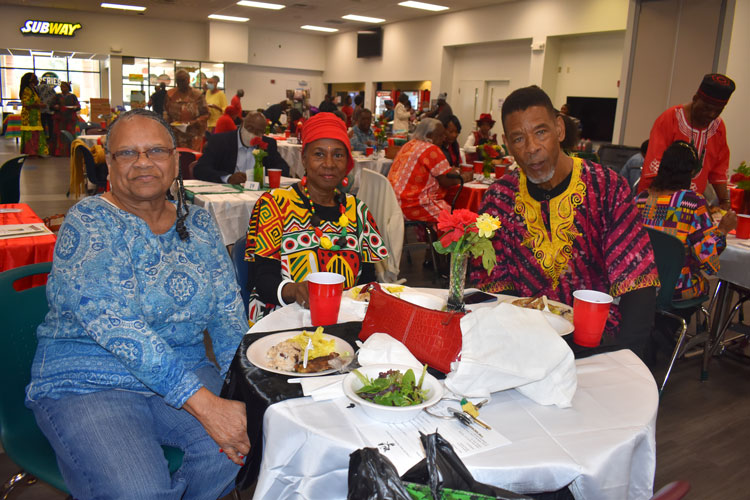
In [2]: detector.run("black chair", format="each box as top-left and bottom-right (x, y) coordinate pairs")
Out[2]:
(597, 144), (641, 175)
(76, 145), (108, 194)
(231, 235), (251, 317)
(646, 227), (710, 393)
(0, 155), (26, 204)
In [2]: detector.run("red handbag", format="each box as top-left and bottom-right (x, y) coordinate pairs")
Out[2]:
(358, 282), (465, 373)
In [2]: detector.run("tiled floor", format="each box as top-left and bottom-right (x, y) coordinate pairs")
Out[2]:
(3, 137), (750, 499)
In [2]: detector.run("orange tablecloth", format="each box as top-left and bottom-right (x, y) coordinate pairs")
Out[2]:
(445, 181), (490, 212)
(3, 114), (22, 139)
(1, 203), (56, 289)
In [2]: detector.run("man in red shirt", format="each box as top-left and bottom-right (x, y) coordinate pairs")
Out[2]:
(230, 89), (244, 114)
(638, 73), (736, 208)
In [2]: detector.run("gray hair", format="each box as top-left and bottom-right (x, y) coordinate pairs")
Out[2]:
(412, 118), (442, 141)
(105, 108), (177, 154)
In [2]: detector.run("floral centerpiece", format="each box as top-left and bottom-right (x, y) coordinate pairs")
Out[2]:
(373, 116), (388, 151)
(433, 209), (501, 311)
(250, 137), (269, 187)
(730, 161), (750, 213)
(481, 143), (502, 178)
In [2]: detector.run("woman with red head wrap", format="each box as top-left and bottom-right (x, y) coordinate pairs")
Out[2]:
(214, 104), (240, 134)
(243, 112), (388, 323)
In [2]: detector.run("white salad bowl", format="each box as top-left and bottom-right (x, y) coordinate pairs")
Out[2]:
(343, 363), (444, 423)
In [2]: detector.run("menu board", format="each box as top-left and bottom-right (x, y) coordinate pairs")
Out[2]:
(89, 98), (110, 121)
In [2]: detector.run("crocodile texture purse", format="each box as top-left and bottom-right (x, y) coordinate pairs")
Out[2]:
(358, 282), (465, 373)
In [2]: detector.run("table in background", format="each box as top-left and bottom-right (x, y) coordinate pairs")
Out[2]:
(184, 178), (296, 246)
(446, 178), (490, 212)
(78, 134), (105, 148)
(0, 203), (56, 288)
(2, 114), (22, 142)
(703, 234), (750, 377)
(231, 296), (658, 500)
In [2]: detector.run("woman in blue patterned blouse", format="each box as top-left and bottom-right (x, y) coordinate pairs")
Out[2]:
(25, 109), (250, 499)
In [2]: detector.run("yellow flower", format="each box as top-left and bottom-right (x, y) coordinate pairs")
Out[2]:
(338, 214), (349, 227)
(320, 236), (333, 249)
(252, 149), (261, 156)
(475, 213), (501, 238)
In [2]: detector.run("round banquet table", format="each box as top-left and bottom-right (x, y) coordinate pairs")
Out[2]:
(0, 203), (56, 289)
(237, 291), (658, 500)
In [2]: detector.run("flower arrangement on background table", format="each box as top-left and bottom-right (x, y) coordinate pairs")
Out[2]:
(373, 116), (388, 152)
(432, 209), (501, 311)
(730, 161), (750, 214)
(251, 137), (269, 187)
(481, 143), (503, 178)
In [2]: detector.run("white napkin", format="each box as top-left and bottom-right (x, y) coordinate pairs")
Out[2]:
(294, 333), (422, 400)
(445, 302), (577, 408)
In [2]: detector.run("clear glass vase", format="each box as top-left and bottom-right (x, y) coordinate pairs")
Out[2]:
(446, 252), (468, 312)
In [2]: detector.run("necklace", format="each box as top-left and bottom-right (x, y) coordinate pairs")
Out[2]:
(301, 184), (350, 251)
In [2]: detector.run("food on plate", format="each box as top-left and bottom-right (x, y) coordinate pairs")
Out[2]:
(353, 366), (429, 406)
(265, 327), (340, 373)
(512, 296), (574, 322)
(350, 284), (405, 302)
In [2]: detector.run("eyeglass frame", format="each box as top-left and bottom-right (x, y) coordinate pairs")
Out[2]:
(108, 147), (176, 166)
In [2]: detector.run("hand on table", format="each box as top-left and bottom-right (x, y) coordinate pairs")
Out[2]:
(460, 170), (474, 183)
(183, 388), (250, 465)
(718, 210), (738, 234)
(227, 172), (247, 185)
(282, 281), (309, 308)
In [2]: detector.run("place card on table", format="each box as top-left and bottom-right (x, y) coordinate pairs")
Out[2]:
(185, 184), (242, 194)
(0, 223), (53, 240)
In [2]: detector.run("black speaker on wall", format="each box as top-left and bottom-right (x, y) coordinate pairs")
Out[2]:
(357, 28), (382, 58)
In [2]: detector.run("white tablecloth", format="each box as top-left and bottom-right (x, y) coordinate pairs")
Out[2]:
(77, 134), (103, 147)
(248, 294), (658, 500)
(718, 234), (750, 289)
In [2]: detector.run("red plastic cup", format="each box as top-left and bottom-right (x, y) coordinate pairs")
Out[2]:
(307, 272), (345, 326)
(460, 163), (473, 174)
(736, 214), (750, 239)
(365, 146), (374, 156)
(572, 290), (613, 347)
(284, 129), (291, 138)
(473, 160), (484, 174)
(267, 169), (282, 189)
(494, 165), (506, 178)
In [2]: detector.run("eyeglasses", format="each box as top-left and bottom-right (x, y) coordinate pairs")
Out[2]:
(110, 147), (175, 165)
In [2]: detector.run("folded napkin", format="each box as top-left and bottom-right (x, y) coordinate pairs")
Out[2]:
(445, 303), (577, 408)
(293, 333), (423, 401)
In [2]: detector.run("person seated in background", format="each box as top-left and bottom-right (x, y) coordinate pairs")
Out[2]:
(622, 140), (649, 192)
(470, 85), (660, 358)
(194, 111), (290, 184)
(244, 112), (388, 323)
(388, 118), (472, 223)
(637, 140), (737, 302)
(351, 93), (364, 123)
(25, 109), (249, 498)
(340, 94), (354, 127)
(350, 108), (376, 153)
(440, 115), (465, 167)
(423, 92), (453, 124)
(318, 94), (337, 114)
(382, 100), (395, 122)
(288, 108), (305, 135)
(263, 100), (290, 132)
(559, 110), (581, 154)
(463, 113), (498, 163)
(214, 104), (241, 134)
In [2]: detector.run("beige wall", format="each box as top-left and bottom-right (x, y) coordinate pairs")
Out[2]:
(720, 0), (750, 171)
(225, 63), (324, 112)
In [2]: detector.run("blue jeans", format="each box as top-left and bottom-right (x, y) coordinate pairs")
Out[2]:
(29, 365), (240, 499)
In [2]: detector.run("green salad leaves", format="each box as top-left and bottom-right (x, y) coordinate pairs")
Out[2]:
(353, 366), (429, 407)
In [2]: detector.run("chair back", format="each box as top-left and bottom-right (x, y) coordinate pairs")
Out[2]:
(60, 130), (75, 149)
(0, 155), (26, 204)
(177, 148), (199, 180)
(597, 144), (641, 174)
(358, 168), (404, 282)
(645, 227), (686, 311)
(231, 236), (251, 316)
(77, 144), (108, 190)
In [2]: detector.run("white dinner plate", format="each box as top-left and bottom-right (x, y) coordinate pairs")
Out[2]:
(246, 331), (355, 377)
(497, 295), (574, 336)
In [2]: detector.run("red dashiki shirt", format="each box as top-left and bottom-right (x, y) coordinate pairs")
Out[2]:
(639, 105), (729, 194)
(471, 158), (660, 336)
(637, 189), (725, 301)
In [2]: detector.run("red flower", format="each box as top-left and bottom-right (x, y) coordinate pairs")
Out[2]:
(483, 143), (500, 158)
(730, 173), (750, 184)
(250, 137), (268, 150)
(437, 209), (478, 247)
(374, 127), (381, 135)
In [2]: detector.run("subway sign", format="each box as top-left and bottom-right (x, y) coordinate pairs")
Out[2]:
(20, 20), (82, 37)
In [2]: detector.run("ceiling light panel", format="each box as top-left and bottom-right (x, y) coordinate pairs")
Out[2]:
(237, 1), (286, 9)
(100, 3), (147, 12)
(300, 25), (339, 32)
(342, 14), (385, 23)
(398, 1), (449, 11)
(208, 14), (250, 22)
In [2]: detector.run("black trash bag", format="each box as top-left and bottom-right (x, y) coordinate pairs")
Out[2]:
(401, 431), (533, 500)
(347, 447), (413, 500)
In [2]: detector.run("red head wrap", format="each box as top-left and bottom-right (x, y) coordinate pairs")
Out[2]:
(301, 112), (354, 173)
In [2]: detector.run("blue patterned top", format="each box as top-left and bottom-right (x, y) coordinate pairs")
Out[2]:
(26, 196), (247, 408)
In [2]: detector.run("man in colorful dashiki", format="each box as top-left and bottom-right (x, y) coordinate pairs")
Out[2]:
(470, 85), (660, 358)
(638, 74), (736, 209)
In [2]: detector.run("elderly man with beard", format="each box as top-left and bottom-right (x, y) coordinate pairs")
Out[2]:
(470, 86), (660, 359)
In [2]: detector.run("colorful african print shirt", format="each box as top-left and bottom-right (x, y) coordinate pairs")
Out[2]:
(637, 189), (725, 301)
(26, 197), (247, 409)
(387, 139), (452, 223)
(470, 158), (660, 335)
(639, 105), (729, 194)
(245, 185), (388, 322)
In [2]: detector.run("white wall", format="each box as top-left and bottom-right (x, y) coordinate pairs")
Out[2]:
(224, 63), (324, 112)
(210, 21), (249, 64)
(550, 31), (625, 108)
(450, 39), (533, 96)
(720, 0), (750, 171)
(248, 28), (325, 72)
